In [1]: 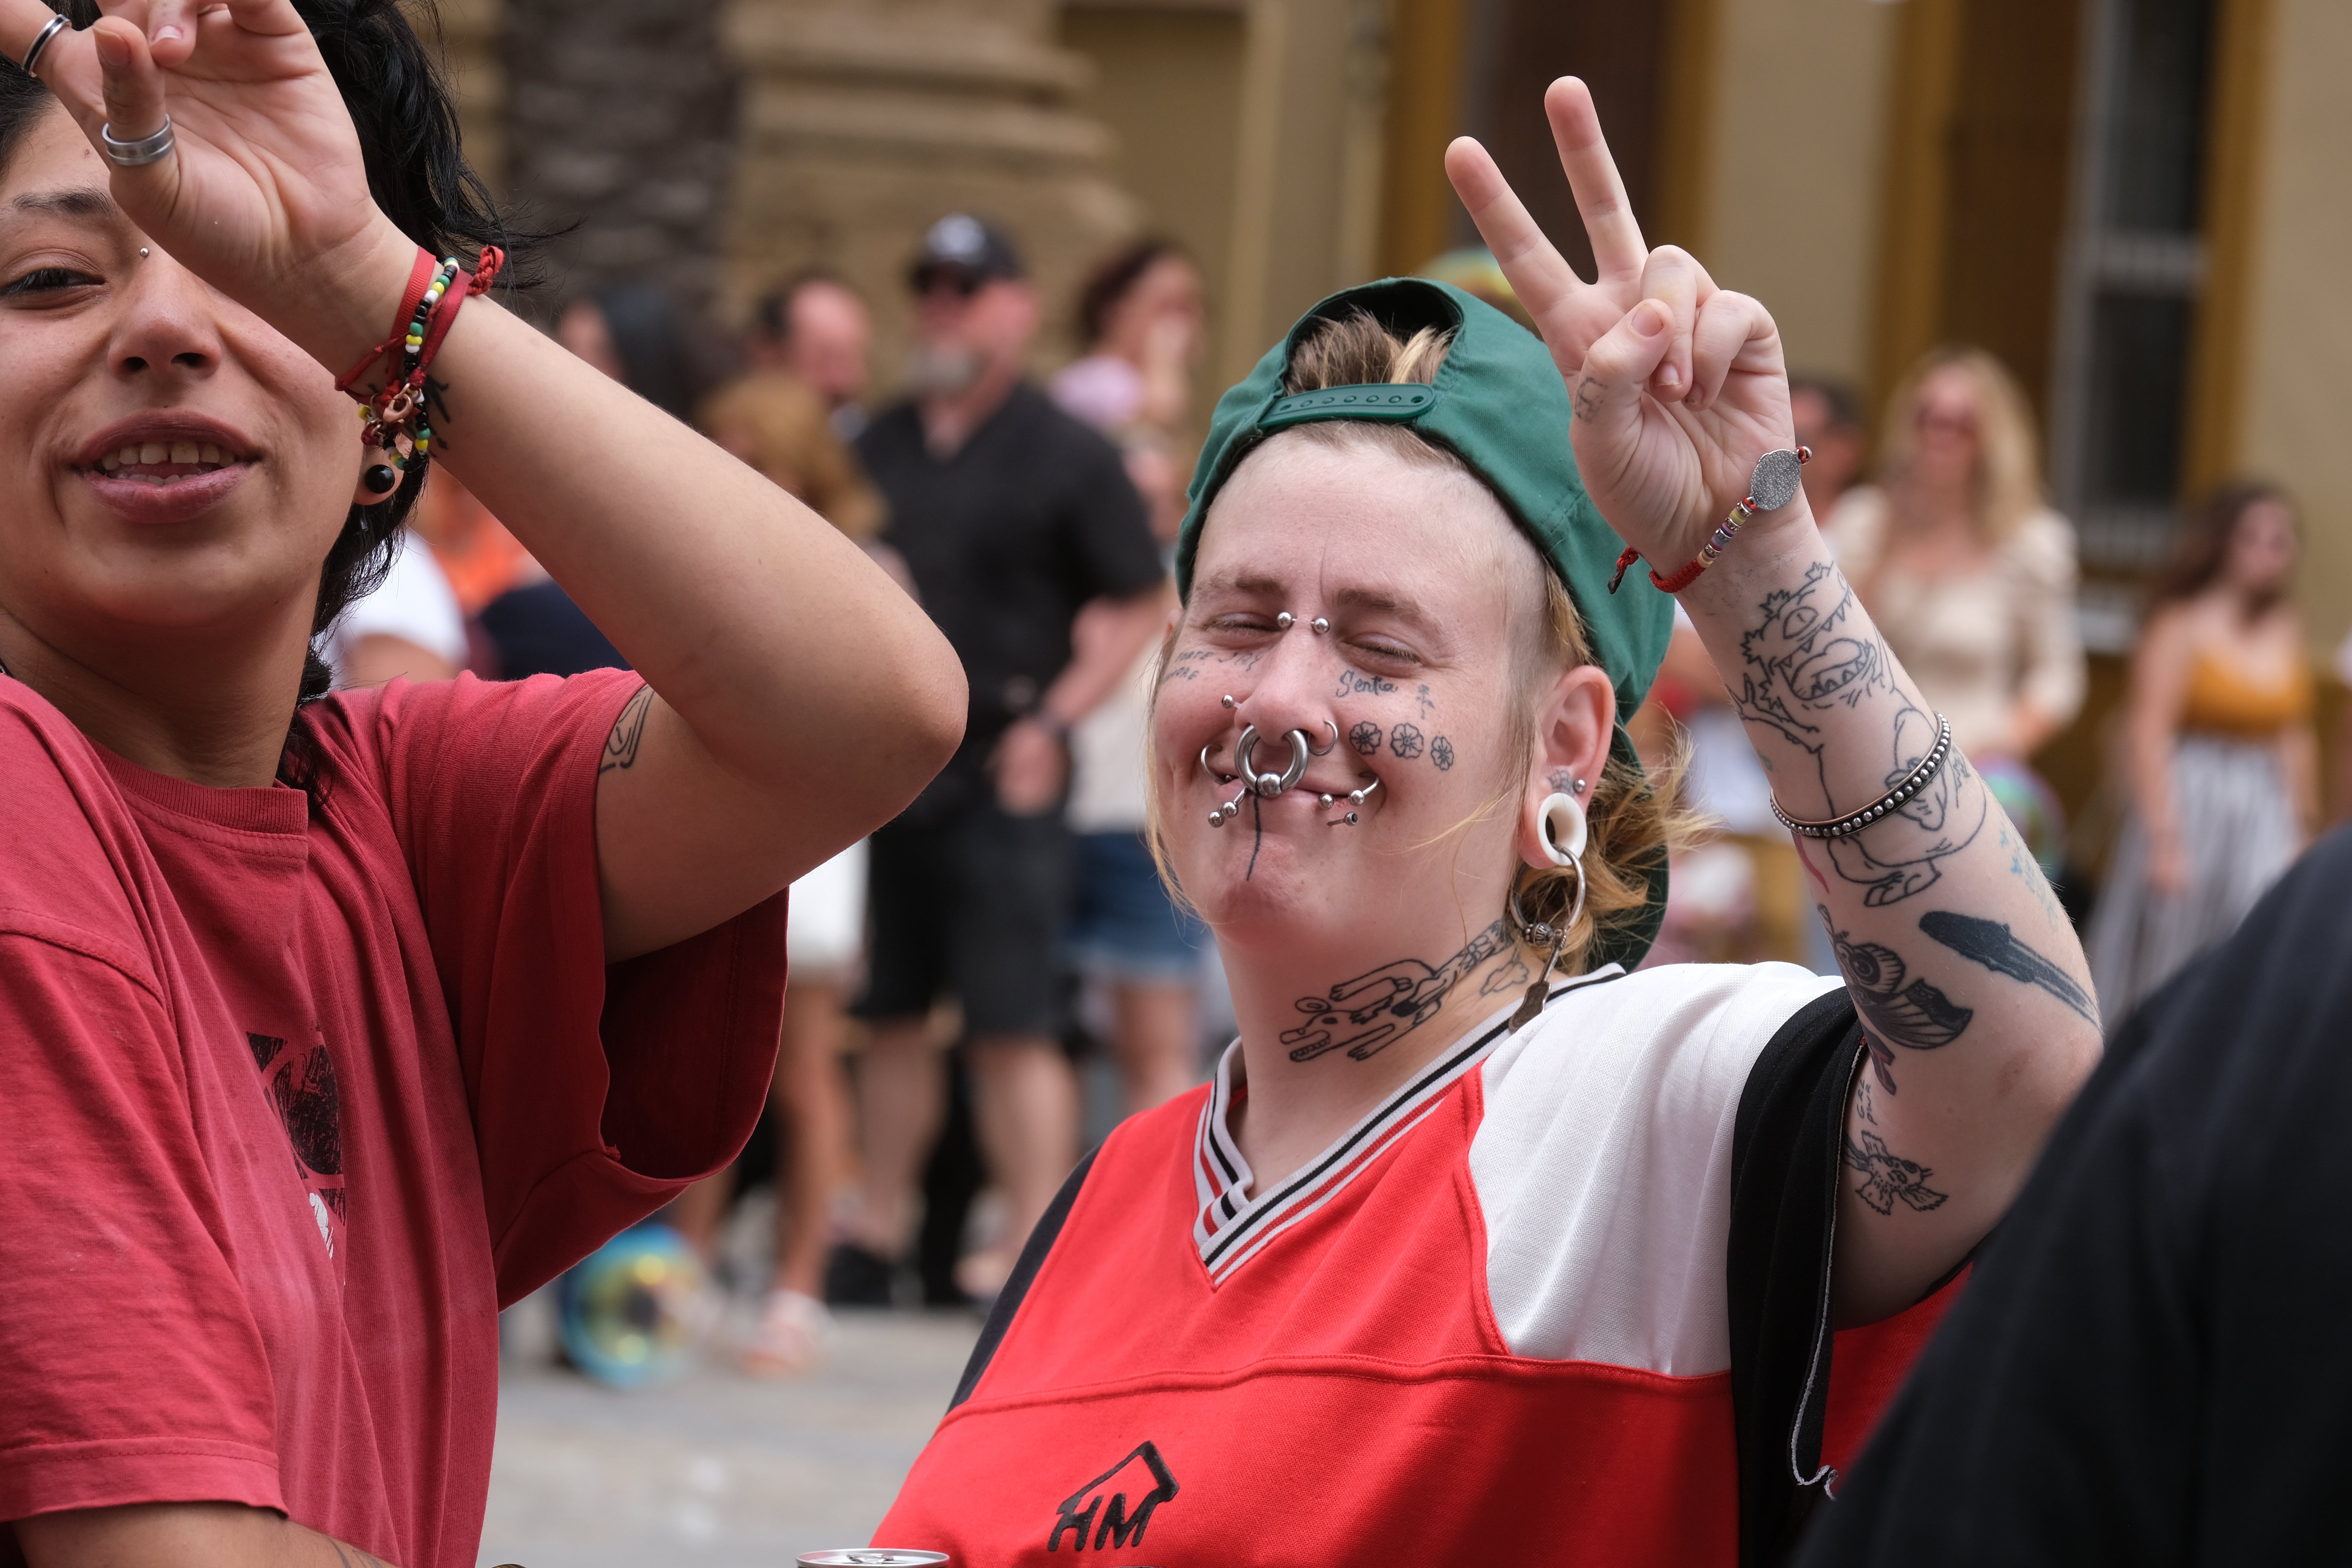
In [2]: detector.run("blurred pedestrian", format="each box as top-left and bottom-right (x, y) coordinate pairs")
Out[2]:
(752, 272), (875, 440)
(322, 528), (467, 688)
(1048, 237), (1203, 435)
(835, 215), (1168, 1304)
(663, 316), (893, 1372)
(2086, 482), (2313, 1023)
(1827, 348), (2083, 872)
(1788, 372), (1867, 519)
(1051, 242), (1210, 1116)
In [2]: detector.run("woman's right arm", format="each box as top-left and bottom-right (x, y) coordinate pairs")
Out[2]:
(18, 1503), (397, 1568)
(2126, 609), (2194, 894)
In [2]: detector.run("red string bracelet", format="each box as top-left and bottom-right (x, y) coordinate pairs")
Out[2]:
(1606, 446), (1811, 596)
(335, 247), (438, 394)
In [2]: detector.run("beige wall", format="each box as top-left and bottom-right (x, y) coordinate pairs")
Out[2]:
(1689, 0), (1899, 388)
(2233, 0), (2352, 654)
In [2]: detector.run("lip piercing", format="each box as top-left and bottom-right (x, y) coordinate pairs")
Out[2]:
(1311, 617), (1329, 634)
(1317, 776), (1381, 810)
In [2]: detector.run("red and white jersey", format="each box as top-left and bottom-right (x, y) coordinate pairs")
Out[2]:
(877, 960), (1894, 1566)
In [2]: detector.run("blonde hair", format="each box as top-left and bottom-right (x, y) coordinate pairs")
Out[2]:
(1877, 346), (2045, 542)
(1148, 310), (1701, 975)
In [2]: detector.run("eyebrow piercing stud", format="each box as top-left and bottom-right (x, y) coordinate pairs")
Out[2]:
(1275, 612), (1294, 631)
(1311, 617), (1330, 634)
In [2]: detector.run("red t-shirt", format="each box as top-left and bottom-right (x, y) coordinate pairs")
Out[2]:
(0, 670), (787, 1568)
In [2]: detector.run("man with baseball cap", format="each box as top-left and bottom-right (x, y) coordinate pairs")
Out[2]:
(836, 215), (1170, 1306)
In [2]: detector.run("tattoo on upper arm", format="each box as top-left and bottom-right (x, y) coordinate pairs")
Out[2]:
(1844, 1129), (1949, 1215)
(1732, 564), (1986, 905)
(1822, 905), (1974, 1051)
(1863, 1030), (1899, 1094)
(1919, 910), (2098, 1025)
(1283, 917), (1521, 1063)
(599, 685), (654, 774)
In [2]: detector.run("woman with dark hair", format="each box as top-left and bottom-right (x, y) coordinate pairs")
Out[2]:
(0, 4), (962, 1566)
(2086, 481), (2312, 1020)
(1048, 236), (1201, 435)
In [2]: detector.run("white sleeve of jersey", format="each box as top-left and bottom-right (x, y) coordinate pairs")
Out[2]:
(1470, 962), (1844, 1376)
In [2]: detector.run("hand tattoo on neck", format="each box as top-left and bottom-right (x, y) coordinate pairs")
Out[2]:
(1282, 917), (1525, 1063)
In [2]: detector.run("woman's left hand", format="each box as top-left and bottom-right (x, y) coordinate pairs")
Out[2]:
(4, 0), (411, 369)
(1444, 77), (1796, 571)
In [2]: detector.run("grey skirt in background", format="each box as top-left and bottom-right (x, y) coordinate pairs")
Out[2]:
(2087, 734), (2301, 1027)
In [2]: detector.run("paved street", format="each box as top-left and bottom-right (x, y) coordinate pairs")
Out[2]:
(477, 1308), (982, 1568)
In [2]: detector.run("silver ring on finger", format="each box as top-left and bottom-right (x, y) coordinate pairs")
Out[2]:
(17, 14), (69, 78)
(102, 116), (175, 167)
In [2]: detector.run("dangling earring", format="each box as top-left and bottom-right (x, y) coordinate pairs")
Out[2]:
(1507, 791), (1591, 1029)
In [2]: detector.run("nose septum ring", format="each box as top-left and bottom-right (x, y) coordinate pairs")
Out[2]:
(1208, 724), (1310, 826)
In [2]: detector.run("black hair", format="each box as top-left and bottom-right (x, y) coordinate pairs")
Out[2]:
(1787, 372), (1865, 433)
(586, 282), (699, 421)
(1076, 237), (1185, 350)
(0, 0), (525, 793)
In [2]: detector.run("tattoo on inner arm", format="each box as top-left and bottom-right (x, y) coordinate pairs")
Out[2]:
(599, 686), (654, 774)
(1821, 905), (1974, 1050)
(1918, 910), (2098, 1024)
(1844, 1129), (1949, 1215)
(1283, 917), (1516, 1063)
(1732, 563), (1986, 905)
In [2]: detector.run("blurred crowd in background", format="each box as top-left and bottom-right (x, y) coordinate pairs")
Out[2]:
(336, 198), (2344, 1383)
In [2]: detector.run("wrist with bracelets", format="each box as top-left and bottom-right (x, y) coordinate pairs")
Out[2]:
(334, 243), (505, 480)
(1769, 713), (1955, 838)
(1607, 445), (1810, 596)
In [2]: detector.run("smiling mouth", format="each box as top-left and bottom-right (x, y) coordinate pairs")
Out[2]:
(89, 440), (247, 485)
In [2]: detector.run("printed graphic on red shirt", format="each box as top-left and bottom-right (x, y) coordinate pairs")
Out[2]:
(248, 1031), (347, 1268)
(1047, 1441), (1179, 1554)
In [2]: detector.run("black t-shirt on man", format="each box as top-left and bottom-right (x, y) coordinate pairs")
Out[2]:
(858, 382), (1162, 810)
(1795, 826), (2352, 1567)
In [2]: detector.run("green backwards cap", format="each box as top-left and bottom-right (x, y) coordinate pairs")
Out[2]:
(1174, 276), (1676, 969)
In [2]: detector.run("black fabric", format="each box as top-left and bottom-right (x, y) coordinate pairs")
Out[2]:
(858, 383), (1162, 813)
(1795, 827), (2352, 1568)
(852, 802), (1075, 1038)
(477, 580), (628, 678)
(950, 1145), (1099, 1411)
(1729, 986), (1868, 1568)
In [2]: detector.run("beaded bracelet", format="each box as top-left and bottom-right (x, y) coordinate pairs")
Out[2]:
(1607, 445), (1810, 595)
(336, 243), (507, 478)
(1769, 713), (1954, 838)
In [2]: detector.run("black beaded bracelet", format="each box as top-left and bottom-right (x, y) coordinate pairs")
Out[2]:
(1769, 714), (1954, 839)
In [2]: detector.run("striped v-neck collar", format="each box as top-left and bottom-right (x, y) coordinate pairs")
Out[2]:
(1190, 964), (1626, 1283)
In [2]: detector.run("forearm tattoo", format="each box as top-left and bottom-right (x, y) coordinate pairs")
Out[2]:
(1733, 562), (1985, 905)
(599, 684), (654, 773)
(1844, 1129), (1949, 1215)
(1283, 917), (1528, 1063)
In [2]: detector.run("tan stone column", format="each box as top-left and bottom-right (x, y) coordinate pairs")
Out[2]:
(721, 0), (1141, 385)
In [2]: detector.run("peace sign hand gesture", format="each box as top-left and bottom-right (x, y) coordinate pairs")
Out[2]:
(4, 0), (414, 372)
(1444, 78), (1801, 575)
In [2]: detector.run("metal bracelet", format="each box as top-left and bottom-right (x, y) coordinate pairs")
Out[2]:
(17, 14), (68, 78)
(1769, 713), (1954, 839)
(101, 116), (175, 168)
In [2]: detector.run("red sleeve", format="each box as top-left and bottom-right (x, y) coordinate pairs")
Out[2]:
(306, 672), (788, 1305)
(0, 928), (284, 1521)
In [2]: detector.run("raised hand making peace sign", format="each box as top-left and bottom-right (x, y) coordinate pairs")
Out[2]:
(1444, 78), (1799, 575)
(2, 0), (416, 370)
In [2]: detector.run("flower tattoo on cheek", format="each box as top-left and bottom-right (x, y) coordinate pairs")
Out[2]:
(1430, 735), (1454, 770)
(1349, 721), (1383, 756)
(1389, 723), (1425, 760)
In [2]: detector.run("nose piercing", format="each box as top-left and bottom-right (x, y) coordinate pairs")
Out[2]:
(1210, 724), (1309, 826)
(1308, 720), (1337, 755)
(1221, 694), (1236, 709)
(1276, 612), (1294, 631)
(1311, 617), (1329, 634)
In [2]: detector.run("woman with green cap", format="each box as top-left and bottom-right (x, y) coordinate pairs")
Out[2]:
(869, 79), (2099, 1566)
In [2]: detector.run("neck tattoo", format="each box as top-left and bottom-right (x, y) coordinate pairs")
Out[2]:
(1280, 917), (1531, 1064)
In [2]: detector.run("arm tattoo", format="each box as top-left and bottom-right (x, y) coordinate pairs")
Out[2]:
(599, 685), (654, 774)
(1844, 1130), (1948, 1215)
(1919, 910), (2098, 1025)
(1283, 917), (1523, 1063)
(1821, 905), (1974, 1050)
(1733, 564), (1985, 905)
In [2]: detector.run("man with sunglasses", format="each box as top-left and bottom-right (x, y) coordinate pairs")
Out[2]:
(837, 214), (1170, 1307)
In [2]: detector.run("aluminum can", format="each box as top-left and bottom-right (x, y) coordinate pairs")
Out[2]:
(795, 1553), (949, 1566)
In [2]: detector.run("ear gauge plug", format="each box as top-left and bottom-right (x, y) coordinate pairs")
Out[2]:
(363, 464), (399, 496)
